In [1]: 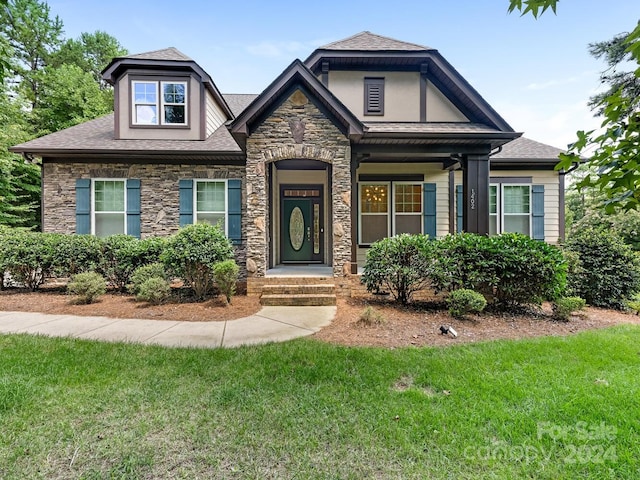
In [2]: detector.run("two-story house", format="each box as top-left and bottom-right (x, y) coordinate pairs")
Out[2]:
(11, 32), (566, 299)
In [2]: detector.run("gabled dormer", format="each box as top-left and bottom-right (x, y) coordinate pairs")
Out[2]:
(305, 31), (512, 130)
(102, 47), (233, 141)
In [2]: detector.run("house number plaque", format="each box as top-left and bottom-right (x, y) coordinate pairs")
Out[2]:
(470, 188), (476, 210)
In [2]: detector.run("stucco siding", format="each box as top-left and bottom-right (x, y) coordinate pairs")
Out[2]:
(426, 82), (468, 122)
(328, 71), (421, 121)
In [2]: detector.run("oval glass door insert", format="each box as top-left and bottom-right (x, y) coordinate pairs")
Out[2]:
(289, 206), (305, 251)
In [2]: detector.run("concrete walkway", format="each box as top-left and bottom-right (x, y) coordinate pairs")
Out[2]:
(0, 306), (336, 348)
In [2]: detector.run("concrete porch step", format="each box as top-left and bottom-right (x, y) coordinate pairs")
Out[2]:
(261, 284), (335, 296)
(260, 293), (337, 307)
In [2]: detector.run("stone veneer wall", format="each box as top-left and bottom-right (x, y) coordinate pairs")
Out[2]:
(245, 89), (352, 277)
(42, 160), (247, 276)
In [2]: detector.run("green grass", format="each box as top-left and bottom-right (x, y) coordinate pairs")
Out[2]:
(1, 327), (639, 479)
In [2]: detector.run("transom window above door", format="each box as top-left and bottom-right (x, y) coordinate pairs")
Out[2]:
(132, 80), (187, 125)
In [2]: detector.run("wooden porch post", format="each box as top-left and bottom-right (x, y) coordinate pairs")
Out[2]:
(461, 152), (490, 235)
(350, 151), (359, 274)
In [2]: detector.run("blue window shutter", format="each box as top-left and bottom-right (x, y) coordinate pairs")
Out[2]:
(75, 179), (91, 234)
(532, 185), (545, 241)
(422, 183), (436, 238)
(455, 185), (463, 233)
(227, 179), (242, 245)
(126, 179), (141, 239)
(179, 179), (193, 227)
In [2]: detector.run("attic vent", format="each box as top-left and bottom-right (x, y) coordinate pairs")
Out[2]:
(364, 77), (384, 116)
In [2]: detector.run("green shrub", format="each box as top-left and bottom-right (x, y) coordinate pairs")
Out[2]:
(447, 289), (487, 318)
(97, 234), (141, 291)
(67, 271), (106, 304)
(129, 263), (168, 295)
(358, 306), (385, 326)
(52, 234), (104, 277)
(626, 294), (640, 314)
(431, 233), (566, 308)
(161, 224), (234, 300)
(136, 276), (171, 305)
(0, 231), (61, 290)
(565, 229), (640, 309)
(135, 236), (168, 266)
(551, 296), (586, 321)
(361, 234), (434, 305)
(213, 259), (239, 304)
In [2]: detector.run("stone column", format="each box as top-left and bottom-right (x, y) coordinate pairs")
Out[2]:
(332, 145), (352, 276)
(244, 151), (267, 277)
(462, 153), (490, 235)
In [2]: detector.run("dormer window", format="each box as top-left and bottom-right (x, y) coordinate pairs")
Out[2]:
(132, 80), (187, 126)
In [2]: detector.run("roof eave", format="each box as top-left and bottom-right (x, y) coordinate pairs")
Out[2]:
(229, 59), (364, 143)
(101, 58), (234, 119)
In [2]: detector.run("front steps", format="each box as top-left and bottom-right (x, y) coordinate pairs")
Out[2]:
(259, 282), (337, 306)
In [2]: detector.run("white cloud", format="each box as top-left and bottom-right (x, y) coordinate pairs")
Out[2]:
(525, 71), (596, 91)
(494, 99), (601, 150)
(246, 40), (318, 58)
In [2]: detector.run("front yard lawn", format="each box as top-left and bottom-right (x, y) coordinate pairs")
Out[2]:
(1, 327), (639, 479)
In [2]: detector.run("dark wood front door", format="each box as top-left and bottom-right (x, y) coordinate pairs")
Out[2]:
(280, 185), (323, 263)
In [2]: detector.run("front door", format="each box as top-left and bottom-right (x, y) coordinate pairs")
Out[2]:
(280, 185), (323, 263)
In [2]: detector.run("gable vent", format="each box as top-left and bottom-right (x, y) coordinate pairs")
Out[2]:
(364, 77), (384, 115)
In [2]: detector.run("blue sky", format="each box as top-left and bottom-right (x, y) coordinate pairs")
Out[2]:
(48, 0), (639, 149)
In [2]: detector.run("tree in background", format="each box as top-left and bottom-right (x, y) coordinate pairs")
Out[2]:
(0, 0), (63, 109)
(0, 0), (126, 229)
(50, 31), (126, 87)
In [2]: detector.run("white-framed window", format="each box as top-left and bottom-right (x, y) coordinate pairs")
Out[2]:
(92, 179), (126, 237)
(195, 180), (227, 233)
(490, 184), (531, 236)
(132, 80), (187, 125)
(358, 181), (423, 244)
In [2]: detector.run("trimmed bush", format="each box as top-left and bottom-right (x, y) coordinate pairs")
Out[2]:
(97, 234), (141, 291)
(213, 259), (239, 304)
(0, 231), (61, 290)
(565, 229), (640, 309)
(161, 224), (234, 300)
(361, 234), (434, 305)
(431, 233), (566, 308)
(136, 277), (171, 305)
(447, 289), (487, 318)
(135, 236), (168, 266)
(552, 296), (586, 321)
(67, 272), (106, 304)
(52, 234), (104, 277)
(129, 263), (168, 295)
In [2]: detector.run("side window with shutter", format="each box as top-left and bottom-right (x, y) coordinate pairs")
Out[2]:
(364, 77), (384, 116)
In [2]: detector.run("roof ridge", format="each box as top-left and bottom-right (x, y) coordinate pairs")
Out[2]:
(126, 47), (192, 61)
(319, 31), (431, 51)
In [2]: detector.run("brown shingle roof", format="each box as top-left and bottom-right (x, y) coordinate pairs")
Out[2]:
(319, 31), (431, 51)
(494, 137), (564, 160)
(10, 114), (242, 156)
(223, 94), (258, 117)
(364, 122), (503, 135)
(125, 47), (192, 62)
